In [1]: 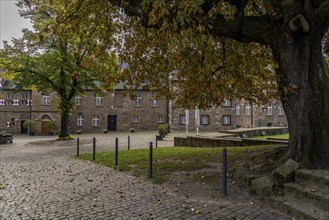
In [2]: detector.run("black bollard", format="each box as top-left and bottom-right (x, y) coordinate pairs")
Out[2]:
(93, 137), (96, 160)
(77, 138), (80, 157)
(222, 147), (227, 196)
(149, 142), (153, 178)
(128, 135), (130, 150)
(115, 137), (119, 167)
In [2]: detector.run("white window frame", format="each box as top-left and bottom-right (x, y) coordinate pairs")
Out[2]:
(222, 99), (231, 107)
(200, 115), (210, 125)
(267, 103), (273, 115)
(157, 115), (165, 123)
(77, 114), (84, 126)
(42, 93), (50, 105)
(278, 105), (285, 116)
(151, 99), (158, 107)
(245, 103), (251, 116)
(134, 93), (142, 106)
(179, 115), (186, 125)
(92, 115), (100, 126)
(222, 115), (231, 125)
(133, 116), (140, 123)
(75, 96), (82, 106)
(96, 96), (104, 106)
(235, 104), (240, 116)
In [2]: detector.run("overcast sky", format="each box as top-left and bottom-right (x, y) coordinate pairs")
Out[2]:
(0, 0), (32, 49)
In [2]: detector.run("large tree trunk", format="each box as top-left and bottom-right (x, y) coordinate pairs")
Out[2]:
(273, 24), (329, 168)
(59, 114), (70, 138)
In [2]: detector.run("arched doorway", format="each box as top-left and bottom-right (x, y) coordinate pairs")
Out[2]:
(41, 115), (51, 134)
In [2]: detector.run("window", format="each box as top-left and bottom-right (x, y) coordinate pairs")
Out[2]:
(6, 93), (13, 99)
(201, 115), (210, 125)
(41, 115), (51, 121)
(267, 103), (273, 115)
(151, 99), (158, 107)
(96, 96), (104, 106)
(20, 92), (28, 100)
(75, 96), (82, 106)
(133, 116), (140, 123)
(278, 105), (285, 116)
(92, 116), (100, 126)
(10, 118), (15, 127)
(42, 93), (50, 105)
(222, 115), (231, 125)
(245, 103), (251, 116)
(222, 99), (231, 107)
(134, 93), (142, 106)
(157, 115), (165, 123)
(77, 114), (84, 126)
(179, 115), (186, 125)
(235, 104), (240, 116)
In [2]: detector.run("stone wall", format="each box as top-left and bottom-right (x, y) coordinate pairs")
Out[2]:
(174, 136), (288, 148)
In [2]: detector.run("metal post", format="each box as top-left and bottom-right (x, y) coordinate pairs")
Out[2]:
(93, 137), (96, 160)
(115, 137), (118, 166)
(222, 147), (227, 196)
(149, 142), (153, 178)
(155, 135), (158, 148)
(77, 138), (80, 157)
(128, 135), (130, 150)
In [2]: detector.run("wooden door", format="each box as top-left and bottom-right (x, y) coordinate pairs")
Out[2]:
(42, 121), (49, 134)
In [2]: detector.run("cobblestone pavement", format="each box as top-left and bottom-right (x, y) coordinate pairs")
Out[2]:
(0, 132), (289, 220)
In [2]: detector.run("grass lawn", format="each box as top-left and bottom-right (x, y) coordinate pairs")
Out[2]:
(75, 145), (286, 184)
(253, 133), (289, 140)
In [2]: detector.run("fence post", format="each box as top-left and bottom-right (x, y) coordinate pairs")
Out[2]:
(115, 137), (119, 167)
(128, 135), (130, 150)
(93, 137), (96, 160)
(77, 138), (80, 157)
(222, 147), (227, 196)
(149, 142), (153, 178)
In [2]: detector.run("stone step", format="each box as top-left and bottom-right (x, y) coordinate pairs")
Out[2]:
(271, 196), (329, 220)
(284, 182), (329, 210)
(296, 169), (329, 186)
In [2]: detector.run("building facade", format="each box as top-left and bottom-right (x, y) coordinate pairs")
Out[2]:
(171, 99), (288, 131)
(0, 80), (168, 134)
(0, 79), (287, 135)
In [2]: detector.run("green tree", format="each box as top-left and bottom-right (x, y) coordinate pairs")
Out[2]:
(0, 0), (120, 138)
(108, 0), (329, 168)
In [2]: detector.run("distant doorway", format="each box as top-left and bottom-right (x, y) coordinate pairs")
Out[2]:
(21, 121), (28, 134)
(42, 121), (50, 134)
(41, 115), (51, 134)
(107, 115), (117, 131)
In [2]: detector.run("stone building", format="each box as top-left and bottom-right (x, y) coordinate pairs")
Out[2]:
(0, 78), (287, 135)
(0, 79), (168, 134)
(171, 99), (288, 131)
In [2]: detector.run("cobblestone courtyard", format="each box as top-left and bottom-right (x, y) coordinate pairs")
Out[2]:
(0, 132), (289, 219)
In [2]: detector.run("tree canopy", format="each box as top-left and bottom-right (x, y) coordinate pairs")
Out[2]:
(110, 0), (329, 168)
(0, 0), (120, 137)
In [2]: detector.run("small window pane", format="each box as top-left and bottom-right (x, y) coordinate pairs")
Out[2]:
(222, 115), (231, 125)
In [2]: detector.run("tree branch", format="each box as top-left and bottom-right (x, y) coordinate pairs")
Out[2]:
(210, 14), (274, 45)
(107, 0), (274, 45)
(15, 68), (57, 90)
